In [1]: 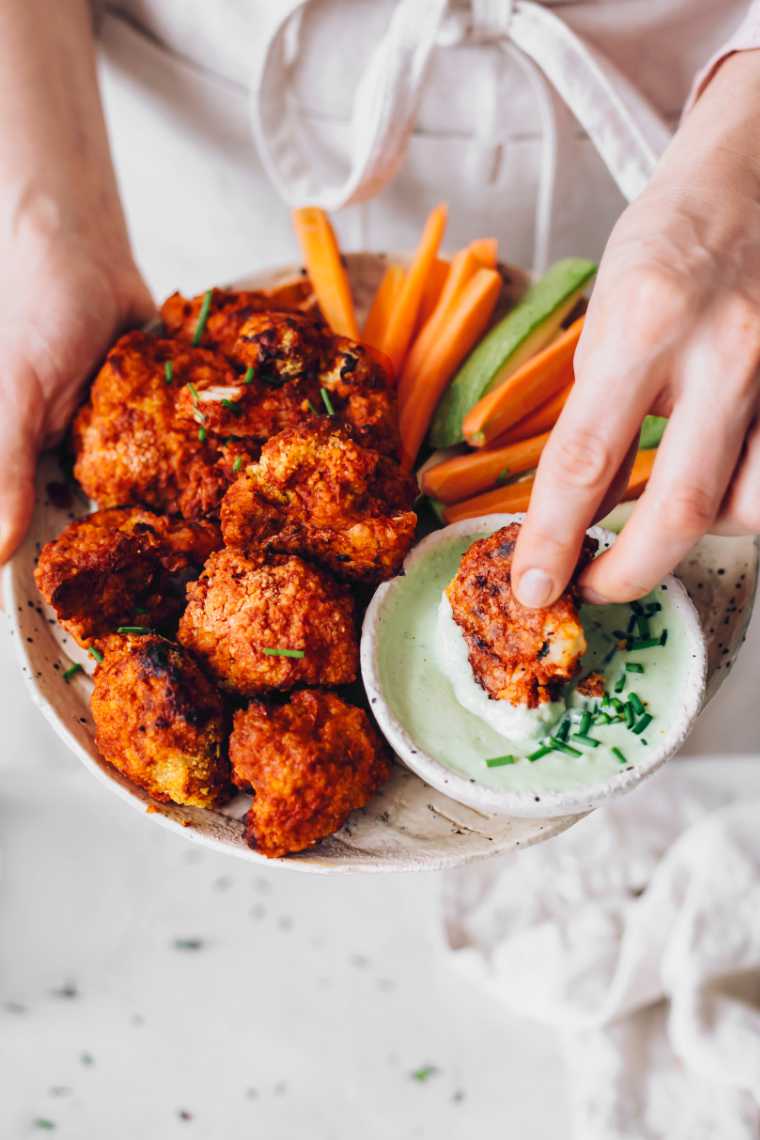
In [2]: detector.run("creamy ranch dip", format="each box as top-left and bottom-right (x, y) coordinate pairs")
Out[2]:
(374, 528), (701, 792)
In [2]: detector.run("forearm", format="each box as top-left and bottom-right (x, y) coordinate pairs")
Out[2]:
(0, 0), (131, 264)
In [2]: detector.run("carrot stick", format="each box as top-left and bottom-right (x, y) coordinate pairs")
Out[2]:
(399, 267), (501, 470)
(443, 477), (535, 523)
(379, 202), (447, 373)
(363, 263), (405, 349)
(292, 207), (359, 339)
(399, 242), (492, 411)
(622, 448), (656, 500)
(421, 431), (549, 504)
(416, 258), (450, 331)
(463, 315), (584, 448)
(468, 237), (498, 267)
(490, 382), (572, 446)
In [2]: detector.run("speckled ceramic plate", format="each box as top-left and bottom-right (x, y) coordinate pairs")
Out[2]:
(5, 254), (758, 872)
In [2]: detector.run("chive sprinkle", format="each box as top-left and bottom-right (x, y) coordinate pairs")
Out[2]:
(262, 647), (305, 658)
(550, 738), (582, 757)
(624, 702), (636, 729)
(485, 754), (518, 768)
(63, 663), (83, 682)
(628, 692), (646, 716)
(232, 456), (243, 474)
(626, 662), (644, 674)
(187, 382), (200, 401)
(596, 712), (612, 725)
(660, 628), (668, 646)
(221, 398), (242, 415)
(320, 387), (335, 416)
(116, 625), (152, 635)
(192, 289), (213, 345)
(612, 746), (627, 764)
(198, 426), (207, 442)
(495, 467), (511, 486)
(571, 733), (600, 748)
(614, 673), (627, 693)
(87, 646), (104, 664)
(635, 614), (651, 639)
(528, 744), (553, 762)
(630, 600), (644, 615)
(306, 399), (318, 415)
(602, 646), (617, 665)
(555, 719), (570, 742)
(242, 365), (254, 384)
(164, 360), (174, 384)
(632, 712), (653, 735)
(579, 710), (592, 736)
(628, 637), (661, 651)
(646, 602), (662, 615)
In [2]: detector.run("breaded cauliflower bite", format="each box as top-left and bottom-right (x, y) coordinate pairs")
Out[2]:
(446, 524), (595, 708)
(230, 689), (392, 857)
(177, 548), (358, 696)
(160, 285), (315, 356)
(220, 422), (417, 582)
(91, 634), (229, 808)
(73, 330), (256, 519)
(34, 507), (220, 646)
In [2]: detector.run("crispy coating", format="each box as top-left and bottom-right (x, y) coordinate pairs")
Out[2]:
(230, 689), (392, 858)
(34, 507), (220, 646)
(576, 670), (606, 699)
(319, 335), (399, 456)
(177, 548), (358, 696)
(91, 634), (229, 808)
(220, 422), (416, 582)
(73, 330), (257, 519)
(446, 524), (595, 708)
(160, 286), (314, 356)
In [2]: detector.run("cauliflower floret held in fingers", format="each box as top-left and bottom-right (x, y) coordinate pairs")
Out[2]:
(72, 330), (256, 520)
(230, 689), (392, 858)
(177, 548), (358, 697)
(90, 634), (229, 808)
(34, 507), (220, 647)
(446, 523), (595, 708)
(220, 422), (417, 583)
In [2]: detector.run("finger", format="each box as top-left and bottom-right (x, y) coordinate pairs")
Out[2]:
(580, 394), (752, 602)
(592, 438), (639, 524)
(511, 353), (657, 608)
(0, 418), (40, 566)
(711, 413), (760, 535)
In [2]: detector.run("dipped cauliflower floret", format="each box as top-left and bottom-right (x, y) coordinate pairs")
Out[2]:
(446, 524), (594, 708)
(72, 330), (250, 520)
(220, 422), (416, 582)
(90, 634), (229, 808)
(34, 507), (220, 647)
(230, 689), (392, 858)
(177, 548), (358, 696)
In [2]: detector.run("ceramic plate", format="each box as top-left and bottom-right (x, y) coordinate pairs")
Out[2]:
(5, 254), (758, 872)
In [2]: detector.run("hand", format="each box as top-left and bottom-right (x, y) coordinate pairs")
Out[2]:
(512, 50), (760, 606)
(0, 223), (153, 562)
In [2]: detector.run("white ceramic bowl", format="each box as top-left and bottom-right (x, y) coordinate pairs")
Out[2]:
(361, 514), (708, 819)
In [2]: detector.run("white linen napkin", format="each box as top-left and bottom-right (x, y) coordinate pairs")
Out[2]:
(442, 759), (760, 1139)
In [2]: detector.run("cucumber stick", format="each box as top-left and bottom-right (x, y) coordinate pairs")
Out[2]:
(639, 415), (667, 450)
(429, 258), (597, 449)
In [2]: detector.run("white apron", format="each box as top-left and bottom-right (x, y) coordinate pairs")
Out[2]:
(93, 0), (749, 295)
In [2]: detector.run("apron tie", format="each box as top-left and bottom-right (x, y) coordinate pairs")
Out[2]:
(249, 0), (672, 270)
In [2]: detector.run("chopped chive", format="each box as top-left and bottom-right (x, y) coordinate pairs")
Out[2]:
(221, 398), (242, 415)
(612, 746), (627, 764)
(571, 733), (600, 748)
(602, 646), (617, 665)
(320, 387), (335, 416)
(495, 467), (511, 486)
(306, 399), (318, 415)
(262, 647), (305, 658)
(632, 712), (653, 735)
(614, 673), (626, 693)
(630, 600), (644, 615)
(626, 613), (638, 634)
(192, 288), (213, 345)
(611, 697), (625, 713)
(628, 692), (645, 716)
(87, 646), (104, 664)
(635, 614), (651, 638)
(164, 360), (174, 384)
(232, 456), (243, 474)
(198, 426), (207, 442)
(555, 719), (570, 742)
(187, 381), (200, 401)
(528, 744), (554, 762)
(596, 712), (611, 725)
(624, 703), (636, 729)
(626, 662), (644, 674)
(242, 365), (254, 384)
(485, 754), (518, 768)
(63, 663), (83, 682)
(628, 637), (661, 651)
(646, 602), (662, 615)
(550, 738), (582, 757)
(660, 628), (668, 646)
(116, 625), (152, 635)
(612, 629), (628, 640)
(579, 710), (592, 736)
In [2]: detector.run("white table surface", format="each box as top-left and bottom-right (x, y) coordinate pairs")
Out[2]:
(2, 597), (758, 1140)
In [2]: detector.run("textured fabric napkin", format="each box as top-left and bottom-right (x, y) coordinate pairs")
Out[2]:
(442, 759), (760, 1139)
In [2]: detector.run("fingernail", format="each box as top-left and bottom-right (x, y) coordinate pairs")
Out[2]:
(580, 585), (609, 605)
(515, 568), (553, 608)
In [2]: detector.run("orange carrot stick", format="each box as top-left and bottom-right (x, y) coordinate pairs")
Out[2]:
(292, 207), (359, 339)
(463, 315), (584, 448)
(399, 267), (501, 469)
(363, 263), (405, 349)
(416, 258), (450, 331)
(468, 237), (498, 267)
(442, 477), (535, 523)
(622, 448), (657, 500)
(490, 382), (573, 446)
(421, 431), (549, 504)
(379, 202), (447, 373)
